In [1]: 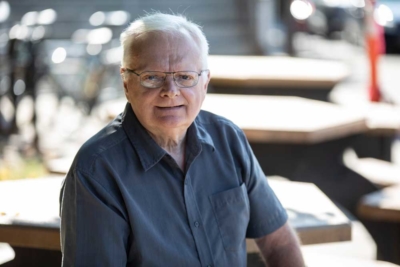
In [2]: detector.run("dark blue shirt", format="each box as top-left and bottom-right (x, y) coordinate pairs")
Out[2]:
(60, 103), (288, 267)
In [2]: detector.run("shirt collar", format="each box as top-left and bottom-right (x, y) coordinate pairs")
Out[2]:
(193, 113), (215, 151)
(121, 103), (215, 172)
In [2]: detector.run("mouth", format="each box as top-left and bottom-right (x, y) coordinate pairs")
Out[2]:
(157, 105), (184, 110)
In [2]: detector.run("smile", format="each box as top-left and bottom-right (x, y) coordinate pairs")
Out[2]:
(157, 105), (184, 110)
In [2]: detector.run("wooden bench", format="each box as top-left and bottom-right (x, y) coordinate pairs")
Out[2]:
(357, 185), (400, 264)
(343, 149), (400, 188)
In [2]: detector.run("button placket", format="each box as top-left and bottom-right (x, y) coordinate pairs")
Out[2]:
(183, 174), (214, 267)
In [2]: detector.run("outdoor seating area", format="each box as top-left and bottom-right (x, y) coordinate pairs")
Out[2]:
(1, 0), (400, 266)
(0, 175), (352, 266)
(2, 56), (400, 266)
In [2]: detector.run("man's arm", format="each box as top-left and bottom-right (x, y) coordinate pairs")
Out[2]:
(255, 222), (305, 267)
(60, 168), (130, 266)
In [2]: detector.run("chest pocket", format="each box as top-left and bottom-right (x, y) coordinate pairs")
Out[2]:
(209, 183), (250, 252)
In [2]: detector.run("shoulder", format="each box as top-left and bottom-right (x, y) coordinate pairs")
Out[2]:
(196, 110), (243, 135)
(196, 110), (248, 155)
(73, 118), (128, 174)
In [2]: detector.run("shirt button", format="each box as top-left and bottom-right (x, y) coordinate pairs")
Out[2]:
(207, 265), (212, 267)
(194, 221), (200, 228)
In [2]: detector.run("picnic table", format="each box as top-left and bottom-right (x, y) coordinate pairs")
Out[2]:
(349, 103), (400, 162)
(358, 185), (400, 222)
(208, 55), (350, 101)
(202, 94), (367, 144)
(0, 176), (351, 265)
(357, 185), (400, 264)
(330, 82), (400, 162)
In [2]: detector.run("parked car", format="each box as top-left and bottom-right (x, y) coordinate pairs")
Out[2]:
(293, 0), (365, 43)
(375, 0), (400, 53)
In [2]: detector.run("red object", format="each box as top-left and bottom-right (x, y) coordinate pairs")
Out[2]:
(365, 0), (385, 102)
(367, 35), (381, 102)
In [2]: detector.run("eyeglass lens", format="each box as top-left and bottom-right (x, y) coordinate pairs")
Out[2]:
(140, 71), (199, 88)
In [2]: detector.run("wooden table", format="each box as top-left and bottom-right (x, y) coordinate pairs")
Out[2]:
(345, 157), (400, 188)
(268, 179), (351, 245)
(358, 185), (400, 223)
(0, 177), (62, 251)
(350, 103), (400, 162)
(208, 55), (350, 101)
(331, 82), (400, 161)
(357, 185), (400, 264)
(0, 177), (351, 252)
(201, 94), (367, 144)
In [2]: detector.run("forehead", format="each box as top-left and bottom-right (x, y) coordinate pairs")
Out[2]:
(124, 31), (202, 70)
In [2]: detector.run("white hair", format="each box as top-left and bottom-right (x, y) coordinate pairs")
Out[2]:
(120, 12), (209, 67)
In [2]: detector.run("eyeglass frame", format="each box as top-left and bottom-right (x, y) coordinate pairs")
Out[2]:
(123, 68), (210, 89)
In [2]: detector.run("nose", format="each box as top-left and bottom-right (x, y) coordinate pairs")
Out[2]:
(160, 74), (180, 98)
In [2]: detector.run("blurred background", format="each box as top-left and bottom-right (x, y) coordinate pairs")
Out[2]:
(0, 0), (399, 177)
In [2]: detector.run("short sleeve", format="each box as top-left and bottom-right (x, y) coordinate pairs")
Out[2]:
(60, 168), (130, 267)
(238, 133), (288, 238)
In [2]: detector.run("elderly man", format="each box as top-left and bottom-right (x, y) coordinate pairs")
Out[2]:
(60, 13), (304, 267)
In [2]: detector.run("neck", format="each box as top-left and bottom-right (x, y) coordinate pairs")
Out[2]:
(147, 130), (187, 171)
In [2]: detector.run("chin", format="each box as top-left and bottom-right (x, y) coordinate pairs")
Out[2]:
(156, 116), (190, 129)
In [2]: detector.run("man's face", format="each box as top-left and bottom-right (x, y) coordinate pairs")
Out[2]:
(121, 31), (210, 136)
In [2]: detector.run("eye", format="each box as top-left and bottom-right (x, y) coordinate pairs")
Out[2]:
(176, 73), (195, 80)
(142, 73), (163, 81)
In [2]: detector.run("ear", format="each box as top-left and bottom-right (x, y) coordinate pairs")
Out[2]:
(120, 67), (129, 100)
(203, 70), (211, 93)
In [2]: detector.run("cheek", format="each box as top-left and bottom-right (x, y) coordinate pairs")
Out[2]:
(129, 87), (157, 103)
(183, 90), (205, 113)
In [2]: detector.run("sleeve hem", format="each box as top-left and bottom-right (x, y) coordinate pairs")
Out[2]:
(246, 209), (288, 239)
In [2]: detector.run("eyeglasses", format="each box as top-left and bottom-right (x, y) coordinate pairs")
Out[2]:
(124, 68), (209, 89)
